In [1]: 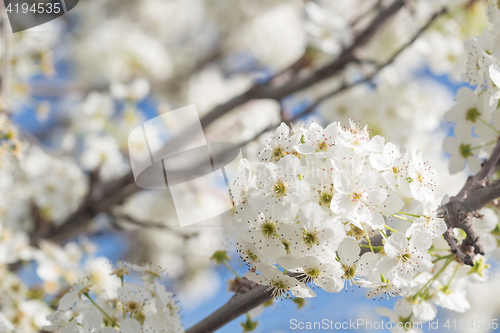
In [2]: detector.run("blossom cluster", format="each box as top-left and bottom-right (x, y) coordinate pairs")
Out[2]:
(231, 119), (493, 328)
(42, 261), (184, 333)
(443, 0), (500, 174)
(0, 0), (498, 332)
(0, 215), (186, 333)
(0, 115), (25, 172)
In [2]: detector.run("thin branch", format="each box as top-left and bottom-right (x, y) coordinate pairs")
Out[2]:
(161, 48), (222, 93)
(287, 6), (447, 122)
(186, 285), (272, 333)
(196, 0), (406, 128)
(236, 6), (446, 138)
(111, 213), (198, 239)
(38, 173), (140, 243)
(350, 0), (383, 27)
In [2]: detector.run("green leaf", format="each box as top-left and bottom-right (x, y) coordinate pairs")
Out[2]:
(241, 317), (258, 332)
(292, 297), (306, 309)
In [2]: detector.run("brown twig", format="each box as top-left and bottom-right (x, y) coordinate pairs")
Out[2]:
(350, 0), (384, 27)
(185, 285), (272, 333)
(287, 6), (447, 122)
(438, 138), (500, 266)
(234, 6), (446, 143)
(111, 213), (198, 239)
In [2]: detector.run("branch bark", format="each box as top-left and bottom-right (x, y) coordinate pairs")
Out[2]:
(438, 137), (500, 266)
(185, 285), (272, 333)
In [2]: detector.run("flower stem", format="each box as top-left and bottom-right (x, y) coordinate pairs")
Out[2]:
(442, 263), (460, 293)
(391, 214), (414, 222)
(478, 117), (500, 135)
(470, 140), (497, 151)
(413, 257), (453, 300)
(397, 212), (421, 218)
(223, 261), (240, 279)
(84, 293), (120, 328)
(365, 231), (374, 253)
(432, 253), (454, 263)
(384, 225), (399, 233)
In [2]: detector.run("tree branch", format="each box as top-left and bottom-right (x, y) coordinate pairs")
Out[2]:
(198, 0), (406, 127)
(288, 6), (447, 122)
(185, 284), (272, 333)
(438, 137), (500, 265)
(110, 213), (198, 239)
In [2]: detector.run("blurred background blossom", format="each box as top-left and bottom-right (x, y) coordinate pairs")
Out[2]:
(1, 0), (500, 332)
